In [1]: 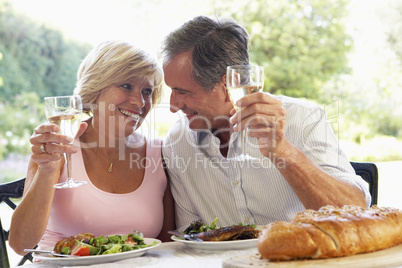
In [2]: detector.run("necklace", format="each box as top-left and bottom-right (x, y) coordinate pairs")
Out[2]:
(107, 155), (120, 173)
(106, 152), (126, 173)
(79, 120), (126, 174)
(108, 162), (114, 173)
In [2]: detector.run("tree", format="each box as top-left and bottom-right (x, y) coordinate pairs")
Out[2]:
(318, 0), (402, 142)
(0, 0), (91, 159)
(387, 1), (402, 66)
(0, 92), (45, 160)
(214, 0), (352, 99)
(0, 1), (91, 100)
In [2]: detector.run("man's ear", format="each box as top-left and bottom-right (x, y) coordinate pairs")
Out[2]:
(221, 74), (231, 103)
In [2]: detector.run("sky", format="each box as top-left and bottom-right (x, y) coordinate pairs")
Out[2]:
(12, 0), (212, 56)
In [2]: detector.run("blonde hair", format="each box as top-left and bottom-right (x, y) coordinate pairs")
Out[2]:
(74, 40), (163, 114)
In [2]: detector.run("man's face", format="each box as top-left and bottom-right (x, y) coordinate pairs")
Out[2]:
(163, 51), (232, 131)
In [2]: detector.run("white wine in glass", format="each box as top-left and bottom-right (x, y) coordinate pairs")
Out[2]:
(44, 95), (87, 188)
(226, 65), (264, 161)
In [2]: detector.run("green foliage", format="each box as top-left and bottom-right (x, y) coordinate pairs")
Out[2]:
(318, 71), (402, 145)
(387, 2), (402, 66)
(0, 0), (91, 159)
(213, 0), (402, 148)
(0, 1), (91, 100)
(341, 136), (402, 162)
(0, 92), (45, 160)
(214, 0), (352, 99)
(0, 0), (401, 167)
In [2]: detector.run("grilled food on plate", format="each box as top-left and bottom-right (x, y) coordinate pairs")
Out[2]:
(54, 233), (94, 254)
(258, 205), (402, 260)
(182, 218), (260, 241)
(53, 231), (157, 256)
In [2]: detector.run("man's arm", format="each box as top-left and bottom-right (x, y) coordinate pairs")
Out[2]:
(231, 92), (368, 209)
(272, 141), (367, 210)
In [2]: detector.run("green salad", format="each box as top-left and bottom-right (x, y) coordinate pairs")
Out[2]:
(61, 231), (157, 256)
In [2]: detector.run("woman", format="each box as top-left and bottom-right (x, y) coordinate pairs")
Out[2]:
(9, 40), (175, 255)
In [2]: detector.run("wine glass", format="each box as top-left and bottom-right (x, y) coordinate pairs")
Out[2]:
(226, 64), (264, 161)
(44, 95), (87, 188)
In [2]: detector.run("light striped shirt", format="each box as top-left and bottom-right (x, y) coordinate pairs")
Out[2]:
(162, 95), (371, 229)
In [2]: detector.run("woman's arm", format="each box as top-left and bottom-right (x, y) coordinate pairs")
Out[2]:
(157, 155), (176, 242)
(9, 159), (62, 255)
(157, 180), (176, 242)
(8, 123), (81, 255)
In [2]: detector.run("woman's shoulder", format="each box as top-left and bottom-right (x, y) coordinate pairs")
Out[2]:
(144, 137), (163, 156)
(148, 137), (163, 144)
(126, 134), (163, 155)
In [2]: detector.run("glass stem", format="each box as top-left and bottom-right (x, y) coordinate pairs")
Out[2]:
(241, 130), (246, 156)
(65, 153), (72, 181)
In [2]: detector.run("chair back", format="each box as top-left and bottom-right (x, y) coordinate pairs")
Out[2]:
(350, 161), (378, 206)
(0, 178), (33, 267)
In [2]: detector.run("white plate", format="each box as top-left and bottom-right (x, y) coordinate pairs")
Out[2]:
(34, 238), (161, 266)
(171, 235), (258, 251)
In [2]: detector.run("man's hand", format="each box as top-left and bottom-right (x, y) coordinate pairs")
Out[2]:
(229, 92), (289, 160)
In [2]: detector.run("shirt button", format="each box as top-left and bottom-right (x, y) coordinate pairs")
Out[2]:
(245, 217), (251, 224)
(213, 149), (218, 154)
(233, 180), (239, 186)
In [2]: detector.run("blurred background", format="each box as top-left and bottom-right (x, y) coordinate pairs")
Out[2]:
(1, 0), (401, 265)
(1, 0), (402, 194)
(1, 0), (401, 190)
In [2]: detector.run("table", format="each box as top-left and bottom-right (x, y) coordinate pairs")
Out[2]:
(21, 241), (402, 268)
(22, 241), (259, 268)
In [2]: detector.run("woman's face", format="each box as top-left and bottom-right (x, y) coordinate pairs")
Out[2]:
(94, 77), (154, 137)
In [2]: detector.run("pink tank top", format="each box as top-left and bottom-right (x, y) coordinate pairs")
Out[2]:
(39, 138), (166, 249)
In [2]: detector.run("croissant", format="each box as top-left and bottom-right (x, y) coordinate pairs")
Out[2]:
(257, 205), (402, 260)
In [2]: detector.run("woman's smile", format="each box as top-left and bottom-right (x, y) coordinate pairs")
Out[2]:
(118, 107), (141, 121)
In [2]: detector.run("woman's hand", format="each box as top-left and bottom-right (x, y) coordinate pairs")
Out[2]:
(29, 122), (87, 170)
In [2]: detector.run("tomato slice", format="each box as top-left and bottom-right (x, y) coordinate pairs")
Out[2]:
(125, 235), (137, 245)
(71, 244), (90, 256)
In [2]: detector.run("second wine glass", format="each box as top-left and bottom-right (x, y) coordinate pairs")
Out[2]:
(226, 64), (264, 161)
(44, 95), (87, 188)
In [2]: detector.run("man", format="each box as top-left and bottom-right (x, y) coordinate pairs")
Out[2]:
(161, 15), (370, 229)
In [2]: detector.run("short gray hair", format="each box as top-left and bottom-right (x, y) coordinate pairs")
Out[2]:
(162, 16), (249, 91)
(74, 40), (163, 114)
